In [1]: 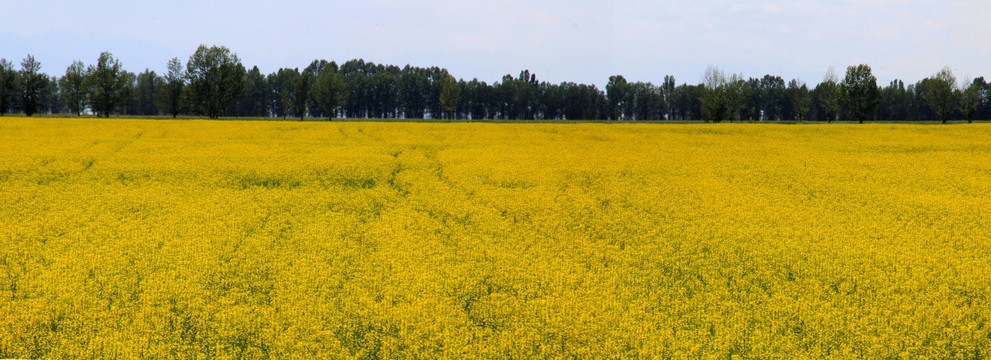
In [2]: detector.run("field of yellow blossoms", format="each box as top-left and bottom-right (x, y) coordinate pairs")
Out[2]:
(1, 117), (990, 358)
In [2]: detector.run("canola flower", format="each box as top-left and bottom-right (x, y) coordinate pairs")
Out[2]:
(1, 117), (990, 359)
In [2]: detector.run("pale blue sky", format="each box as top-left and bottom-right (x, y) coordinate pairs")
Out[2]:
(1, 0), (987, 88)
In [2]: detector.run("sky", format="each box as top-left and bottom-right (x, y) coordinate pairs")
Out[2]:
(1, 0), (988, 88)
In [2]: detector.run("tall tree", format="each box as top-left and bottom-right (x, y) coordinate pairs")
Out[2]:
(724, 73), (748, 122)
(842, 64), (880, 124)
(120, 70), (138, 115)
(662, 75), (676, 120)
(606, 75), (628, 120)
(0, 59), (16, 116)
(340, 59), (369, 118)
(370, 69), (399, 118)
(186, 45), (245, 119)
(87, 51), (129, 118)
(816, 68), (841, 122)
(959, 77), (984, 123)
(135, 69), (161, 116)
(627, 82), (660, 120)
(240, 66), (269, 117)
(701, 66), (728, 122)
(878, 80), (911, 121)
(439, 74), (461, 120)
(676, 84), (704, 120)
(539, 81), (563, 120)
(268, 68), (298, 119)
(758, 75), (786, 121)
(19, 55), (47, 116)
(921, 66), (957, 123)
(294, 71), (311, 120)
(744, 77), (762, 120)
(493, 75), (514, 119)
(159, 58), (185, 118)
(45, 76), (63, 114)
(59, 60), (88, 116)
(788, 79), (811, 121)
(314, 65), (346, 120)
(464, 78), (491, 120)
(560, 82), (583, 120)
(302, 60), (330, 117)
(399, 66), (427, 119)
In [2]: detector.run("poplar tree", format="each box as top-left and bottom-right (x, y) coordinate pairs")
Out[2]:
(439, 74), (461, 120)
(161, 58), (185, 118)
(19, 55), (47, 116)
(842, 64), (880, 123)
(87, 51), (129, 118)
(59, 60), (88, 116)
(922, 66), (957, 123)
(186, 45), (244, 119)
(0, 59), (16, 116)
(314, 66), (346, 120)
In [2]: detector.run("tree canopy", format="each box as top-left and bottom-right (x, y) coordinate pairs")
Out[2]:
(1, 48), (989, 122)
(186, 45), (245, 119)
(18, 55), (47, 117)
(87, 52), (129, 118)
(842, 64), (880, 124)
(922, 67), (957, 124)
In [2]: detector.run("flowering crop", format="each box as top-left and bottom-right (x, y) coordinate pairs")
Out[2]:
(1, 117), (990, 358)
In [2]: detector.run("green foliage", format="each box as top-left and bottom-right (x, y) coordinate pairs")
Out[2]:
(294, 72), (311, 120)
(9, 49), (991, 122)
(463, 78), (492, 120)
(959, 77), (985, 123)
(724, 75), (748, 122)
(134, 70), (161, 116)
(560, 82), (605, 120)
(921, 66), (957, 123)
(0, 59), (17, 116)
(676, 84), (704, 120)
(18, 55), (47, 117)
(758, 75), (786, 121)
(267, 68), (298, 119)
(87, 52), (129, 118)
(841, 64), (880, 123)
(606, 75), (628, 120)
(160, 58), (185, 118)
(788, 79), (811, 121)
(59, 60), (87, 116)
(701, 66), (728, 122)
(120, 70), (137, 115)
(626, 81), (661, 121)
(186, 45), (245, 119)
(400, 66), (429, 119)
(314, 66), (346, 120)
(662, 75), (677, 120)
(240, 66), (269, 118)
(44, 75), (62, 114)
(816, 70), (841, 122)
(439, 74), (460, 120)
(878, 80), (912, 121)
(300, 60), (329, 117)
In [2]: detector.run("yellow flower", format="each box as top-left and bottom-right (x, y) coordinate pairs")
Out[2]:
(0, 117), (988, 358)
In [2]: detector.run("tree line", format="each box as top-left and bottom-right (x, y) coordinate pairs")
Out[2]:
(1, 45), (988, 122)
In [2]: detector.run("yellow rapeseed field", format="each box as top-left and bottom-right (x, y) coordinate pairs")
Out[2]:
(1, 117), (990, 358)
